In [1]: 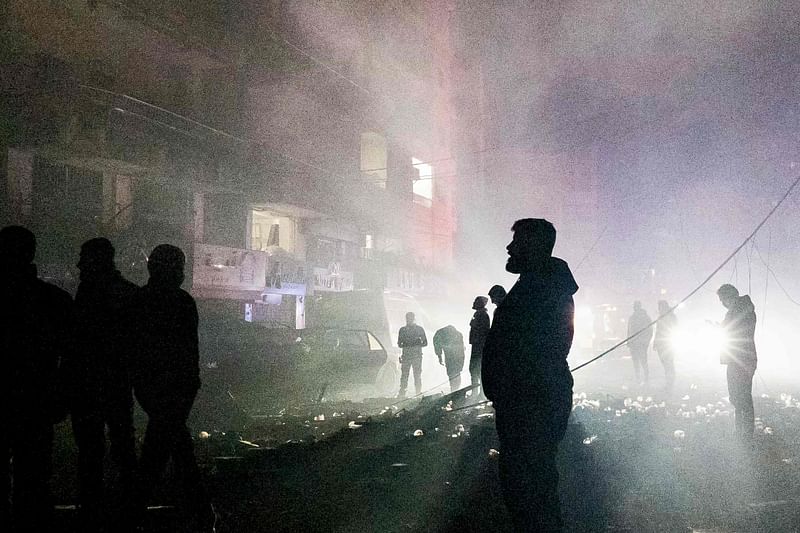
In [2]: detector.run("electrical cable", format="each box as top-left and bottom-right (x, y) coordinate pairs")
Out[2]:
(570, 172), (800, 373)
(752, 241), (800, 307)
(262, 23), (372, 96)
(762, 229), (771, 326)
(573, 223), (608, 273)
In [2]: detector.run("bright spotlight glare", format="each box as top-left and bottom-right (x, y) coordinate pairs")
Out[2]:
(697, 325), (728, 356)
(670, 329), (692, 353)
(670, 322), (728, 360)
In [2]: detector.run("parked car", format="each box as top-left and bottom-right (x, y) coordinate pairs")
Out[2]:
(199, 319), (388, 405)
(294, 328), (388, 386)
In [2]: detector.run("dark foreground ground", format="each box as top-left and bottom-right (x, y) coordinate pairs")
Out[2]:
(49, 358), (800, 533)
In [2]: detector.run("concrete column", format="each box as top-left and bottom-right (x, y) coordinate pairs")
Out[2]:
(102, 173), (133, 231)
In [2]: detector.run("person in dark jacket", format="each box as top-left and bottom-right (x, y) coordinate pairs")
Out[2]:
(128, 244), (216, 532)
(653, 300), (678, 391)
(468, 296), (490, 392)
(717, 284), (757, 442)
(482, 218), (577, 533)
(66, 238), (138, 530)
(627, 301), (653, 385)
(397, 312), (427, 397)
(433, 325), (465, 392)
(0, 226), (72, 533)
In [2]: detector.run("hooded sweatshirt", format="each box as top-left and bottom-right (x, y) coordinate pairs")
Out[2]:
(481, 257), (578, 408)
(720, 294), (757, 368)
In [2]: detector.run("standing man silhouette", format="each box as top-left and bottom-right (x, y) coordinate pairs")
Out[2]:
(717, 284), (757, 443)
(0, 226), (72, 533)
(627, 301), (653, 385)
(482, 219), (577, 532)
(397, 312), (427, 397)
(128, 244), (216, 532)
(653, 300), (678, 391)
(68, 238), (138, 531)
(468, 296), (490, 394)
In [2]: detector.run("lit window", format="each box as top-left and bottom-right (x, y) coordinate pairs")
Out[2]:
(412, 157), (433, 206)
(250, 209), (296, 253)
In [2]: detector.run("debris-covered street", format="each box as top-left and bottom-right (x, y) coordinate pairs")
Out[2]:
(5, 2), (800, 532)
(47, 354), (800, 532)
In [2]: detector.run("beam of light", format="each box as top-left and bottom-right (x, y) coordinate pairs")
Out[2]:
(668, 320), (728, 375)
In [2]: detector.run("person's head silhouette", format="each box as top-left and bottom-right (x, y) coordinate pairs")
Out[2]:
(147, 244), (186, 287)
(78, 237), (116, 281)
(633, 300), (642, 312)
(405, 312), (416, 326)
(488, 284), (506, 305)
(717, 284), (739, 309)
(506, 218), (556, 274)
(472, 296), (488, 310)
(0, 225), (36, 273)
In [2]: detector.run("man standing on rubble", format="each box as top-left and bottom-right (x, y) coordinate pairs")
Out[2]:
(128, 245), (216, 532)
(0, 226), (72, 533)
(627, 301), (653, 385)
(482, 218), (577, 533)
(468, 296), (490, 393)
(653, 300), (678, 391)
(397, 312), (427, 397)
(717, 284), (757, 443)
(67, 238), (138, 531)
(433, 325), (465, 392)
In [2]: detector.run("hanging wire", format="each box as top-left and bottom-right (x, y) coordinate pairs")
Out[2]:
(570, 172), (800, 373)
(752, 240), (800, 307)
(762, 228), (771, 326)
(573, 223), (609, 273)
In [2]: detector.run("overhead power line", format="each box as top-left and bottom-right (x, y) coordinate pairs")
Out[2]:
(570, 171), (800, 372)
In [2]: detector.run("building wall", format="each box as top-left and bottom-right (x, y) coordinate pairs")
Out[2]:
(1, 0), (466, 302)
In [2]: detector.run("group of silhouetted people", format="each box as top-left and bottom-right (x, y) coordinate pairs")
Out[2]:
(398, 219), (758, 533)
(406, 285), (507, 398)
(0, 226), (215, 533)
(404, 219), (578, 532)
(627, 291), (757, 439)
(626, 299), (679, 389)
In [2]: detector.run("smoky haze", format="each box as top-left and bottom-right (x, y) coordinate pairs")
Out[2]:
(444, 1), (800, 375)
(5, 1), (800, 532)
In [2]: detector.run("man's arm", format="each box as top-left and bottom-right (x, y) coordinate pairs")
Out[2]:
(420, 328), (428, 347)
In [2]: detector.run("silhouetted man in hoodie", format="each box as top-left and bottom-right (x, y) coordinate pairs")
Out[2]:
(468, 296), (490, 391)
(627, 301), (653, 385)
(433, 325), (465, 392)
(717, 284), (757, 442)
(67, 238), (138, 530)
(482, 219), (577, 533)
(0, 226), (72, 533)
(128, 245), (216, 532)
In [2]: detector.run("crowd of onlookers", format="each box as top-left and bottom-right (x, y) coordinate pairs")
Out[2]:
(1, 225), (216, 533)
